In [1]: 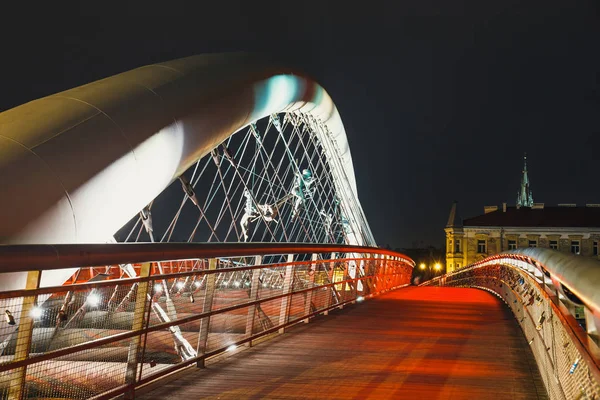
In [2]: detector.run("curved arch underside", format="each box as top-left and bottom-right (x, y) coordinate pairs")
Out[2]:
(0, 53), (373, 249)
(0, 52), (376, 295)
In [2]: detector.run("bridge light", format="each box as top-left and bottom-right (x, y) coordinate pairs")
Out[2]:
(194, 281), (201, 288)
(569, 358), (580, 374)
(226, 345), (237, 352)
(86, 293), (101, 307)
(356, 296), (364, 302)
(176, 282), (184, 289)
(233, 281), (241, 288)
(30, 307), (43, 319)
(154, 284), (163, 293)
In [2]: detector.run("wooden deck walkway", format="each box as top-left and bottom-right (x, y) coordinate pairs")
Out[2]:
(138, 286), (547, 399)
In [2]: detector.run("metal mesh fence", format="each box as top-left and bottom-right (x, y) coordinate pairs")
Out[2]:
(423, 264), (600, 400)
(0, 251), (413, 399)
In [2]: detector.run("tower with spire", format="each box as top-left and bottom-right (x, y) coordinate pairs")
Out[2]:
(516, 153), (533, 208)
(444, 201), (465, 273)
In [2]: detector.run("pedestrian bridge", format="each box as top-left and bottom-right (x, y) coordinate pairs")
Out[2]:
(0, 244), (598, 399)
(0, 54), (598, 398)
(138, 285), (546, 400)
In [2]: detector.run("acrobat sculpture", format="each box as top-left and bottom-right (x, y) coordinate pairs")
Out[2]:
(239, 168), (317, 242)
(291, 169), (316, 218)
(240, 189), (281, 242)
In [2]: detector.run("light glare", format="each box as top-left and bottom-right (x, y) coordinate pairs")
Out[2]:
(30, 307), (43, 319)
(87, 293), (101, 307)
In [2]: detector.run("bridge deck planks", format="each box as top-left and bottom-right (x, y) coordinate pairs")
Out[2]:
(137, 286), (548, 399)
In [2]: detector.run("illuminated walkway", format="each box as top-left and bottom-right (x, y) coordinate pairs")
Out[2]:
(138, 286), (547, 399)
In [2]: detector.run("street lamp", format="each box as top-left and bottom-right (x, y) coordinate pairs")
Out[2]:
(419, 263), (426, 270)
(434, 263), (441, 271)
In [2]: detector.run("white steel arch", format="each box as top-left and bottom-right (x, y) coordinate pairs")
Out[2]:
(0, 53), (374, 290)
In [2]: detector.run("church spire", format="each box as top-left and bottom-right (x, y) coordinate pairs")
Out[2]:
(516, 153), (533, 208)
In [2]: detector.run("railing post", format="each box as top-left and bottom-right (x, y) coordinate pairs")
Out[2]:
(584, 306), (599, 338)
(324, 252), (336, 316)
(303, 254), (318, 323)
(196, 258), (217, 368)
(367, 253), (376, 294)
(278, 254), (295, 333)
(381, 255), (390, 293)
(392, 258), (399, 288)
(352, 257), (361, 301)
(124, 262), (151, 400)
(369, 254), (378, 293)
(339, 257), (349, 309)
(376, 254), (384, 293)
(384, 256), (391, 291)
(245, 255), (262, 346)
(8, 270), (41, 400)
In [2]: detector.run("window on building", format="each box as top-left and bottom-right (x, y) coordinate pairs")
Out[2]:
(549, 240), (558, 250)
(594, 241), (598, 256)
(571, 240), (580, 255)
(455, 239), (461, 253)
(528, 240), (537, 248)
(477, 240), (486, 253)
(456, 263), (461, 269)
(508, 240), (517, 250)
(448, 239), (452, 251)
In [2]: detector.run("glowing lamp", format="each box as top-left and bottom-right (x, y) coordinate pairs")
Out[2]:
(30, 307), (43, 319)
(86, 293), (101, 307)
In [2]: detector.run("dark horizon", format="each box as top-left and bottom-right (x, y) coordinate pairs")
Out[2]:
(1, 3), (599, 248)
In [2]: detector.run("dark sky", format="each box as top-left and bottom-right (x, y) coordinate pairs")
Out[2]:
(2, 2), (599, 248)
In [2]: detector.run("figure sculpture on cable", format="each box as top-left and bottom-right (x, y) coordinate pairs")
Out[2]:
(319, 209), (333, 235)
(240, 189), (283, 242)
(291, 169), (317, 219)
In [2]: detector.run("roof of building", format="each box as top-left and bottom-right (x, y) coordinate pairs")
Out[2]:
(463, 206), (600, 228)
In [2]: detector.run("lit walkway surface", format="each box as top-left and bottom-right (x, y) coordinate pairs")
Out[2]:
(139, 286), (547, 399)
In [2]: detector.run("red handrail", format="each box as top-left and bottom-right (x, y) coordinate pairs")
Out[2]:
(0, 242), (414, 272)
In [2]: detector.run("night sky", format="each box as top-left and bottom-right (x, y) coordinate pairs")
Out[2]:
(2, 2), (599, 248)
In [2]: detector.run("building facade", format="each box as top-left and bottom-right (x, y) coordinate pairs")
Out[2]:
(445, 156), (600, 273)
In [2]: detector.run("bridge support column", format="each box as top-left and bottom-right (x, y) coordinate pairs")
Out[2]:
(303, 254), (318, 323)
(278, 254), (295, 333)
(8, 270), (41, 400)
(324, 252), (336, 315)
(197, 258), (217, 368)
(124, 262), (151, 400)
(245, 256), (262, 346)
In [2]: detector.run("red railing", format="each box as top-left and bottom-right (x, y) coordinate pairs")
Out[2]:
(0, 243), (414, 399)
